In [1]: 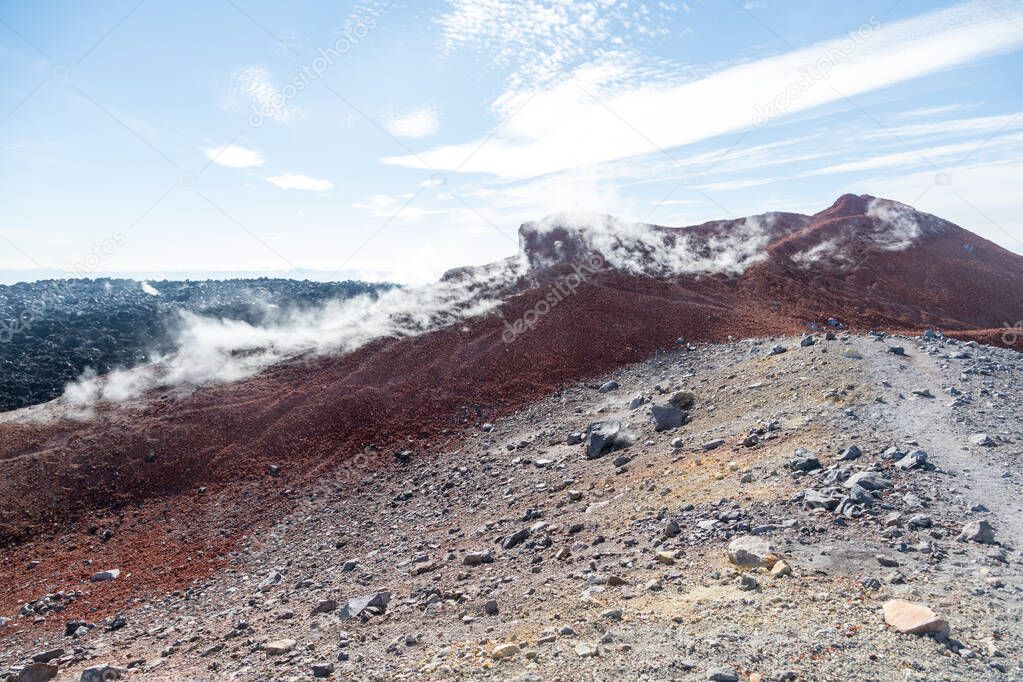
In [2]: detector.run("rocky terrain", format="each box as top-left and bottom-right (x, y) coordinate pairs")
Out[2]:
(0, 278), (393, 411)
(1, 195), (1022, 681)
(1, 332), (1021, 681)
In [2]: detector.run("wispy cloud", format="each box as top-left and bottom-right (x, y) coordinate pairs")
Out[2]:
(389, 0), (1023, 180)
(804, 132), (1023, 177)
(436, 0), (677, 97)
(353, 192), (449, 222)
(859, 112), (1023, 141)
(202, 143), (264, 168)
(266, 174), (334, 191)
(385, 105), (439, 138)
(225, 66), (301, 124)
(898, 103), (978, 118)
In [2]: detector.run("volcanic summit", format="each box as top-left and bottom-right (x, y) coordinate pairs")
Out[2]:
(1, 195), (1022, 680)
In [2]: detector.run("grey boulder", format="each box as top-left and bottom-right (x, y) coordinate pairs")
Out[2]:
(650, 404), (686, 431)
(585, 420), (631, 458)
(845, 472), (892, 491)
(339, 591), (391, 619)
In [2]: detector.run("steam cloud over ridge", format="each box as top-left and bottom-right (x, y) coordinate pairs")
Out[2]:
(522, 212), (796, 277)
(62, 259), (522, 409)
(59, 197), (940, 410)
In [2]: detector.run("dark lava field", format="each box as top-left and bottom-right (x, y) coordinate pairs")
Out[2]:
(0, 278), (393, 412)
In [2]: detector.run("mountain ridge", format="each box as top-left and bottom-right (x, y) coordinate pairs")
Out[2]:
(0, 194), (1020, 632)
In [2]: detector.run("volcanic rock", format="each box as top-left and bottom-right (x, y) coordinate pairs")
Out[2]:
(89, 569), (120, 582)
(838, 444), (862, 461)
(896, 450), (928, 470)
(788, 449), (820, 472)
(667, 391), (696, 410)
(79, 666), (124, 682)
(502, 528), (531, 550)
(969, 433), (994, 446)
(463, 550), (494, 566)
(17, 664), (58, 682)
(727, 535), (779, 568)
(882, 599), (948, 635)
(264, 639), (297, 655)
(585, 421), (629, 459)
(958, 520), (997, 544)
(845, 472), (892, 490)
(339, 592), (390, 619)
(650, 404), (686, 431)
(490, 643), (519, 660)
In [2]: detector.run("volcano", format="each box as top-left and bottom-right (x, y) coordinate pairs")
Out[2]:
(1, 194), (1021, 622)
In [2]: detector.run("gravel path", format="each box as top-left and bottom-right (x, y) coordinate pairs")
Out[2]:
(2, 333), (1021, 682)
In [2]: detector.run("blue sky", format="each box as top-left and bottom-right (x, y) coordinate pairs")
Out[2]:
(1, 0), (1022, 284)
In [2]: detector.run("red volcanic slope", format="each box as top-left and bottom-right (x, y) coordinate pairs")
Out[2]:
(1, 194), (1021, 621)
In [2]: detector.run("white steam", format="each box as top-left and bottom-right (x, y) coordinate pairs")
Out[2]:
(791, 198), (945, 267)
(55, 200), (950, 412)
(864, 198), (925, 251)
(529, 212), (797, 277)
(62, 259), (522, 409)
(790, 237), (848, 267)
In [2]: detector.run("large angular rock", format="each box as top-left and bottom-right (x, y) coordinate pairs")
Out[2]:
(30, 649), (64, 664)
(896, 450), (928, 470)
(502, 528), (531, 550)
(79, 666), (124, 682)
(339, 591), (391, 619)
(845, 484), (876, 507)
(585, 420), (629, 459)
(706, 668), (739, 682)
(802, 489), (840, 511)
(650, 404), (686, 432)
(838, 445), (862, 461)
(788, 449), (820, 472)
(311, 662), (335, 678)
(845, 472), (892, 491)
(17, 663), (58, 682)
(727, 535), (779, 568)
(264, 639), (297, 655)
(463, 550), (494, 566)
(957, 519), (996, 544)
(490, 643), (519, 659)
(310, 599), (337, 615)
(667, 391), (695, 410)
(882, 599), (948, 635)
(969, 433), (994, 446)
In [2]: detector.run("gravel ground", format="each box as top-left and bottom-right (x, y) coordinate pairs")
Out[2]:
(2, 332), (1021, 681)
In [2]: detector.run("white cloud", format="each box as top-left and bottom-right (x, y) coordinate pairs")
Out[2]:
(859, 112), (1023, 141)
(803, 132), (1023, 177)
(353, 192), (451, 222)
(227, 66), (301, 123)
(266, 174), (334, 191)
(898, 103), (977, 118)
(436, 0), (677, 98)
(389, 0), (1023, 180)
(202, 144), (264, 168)
(386, 106), (439, 138)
